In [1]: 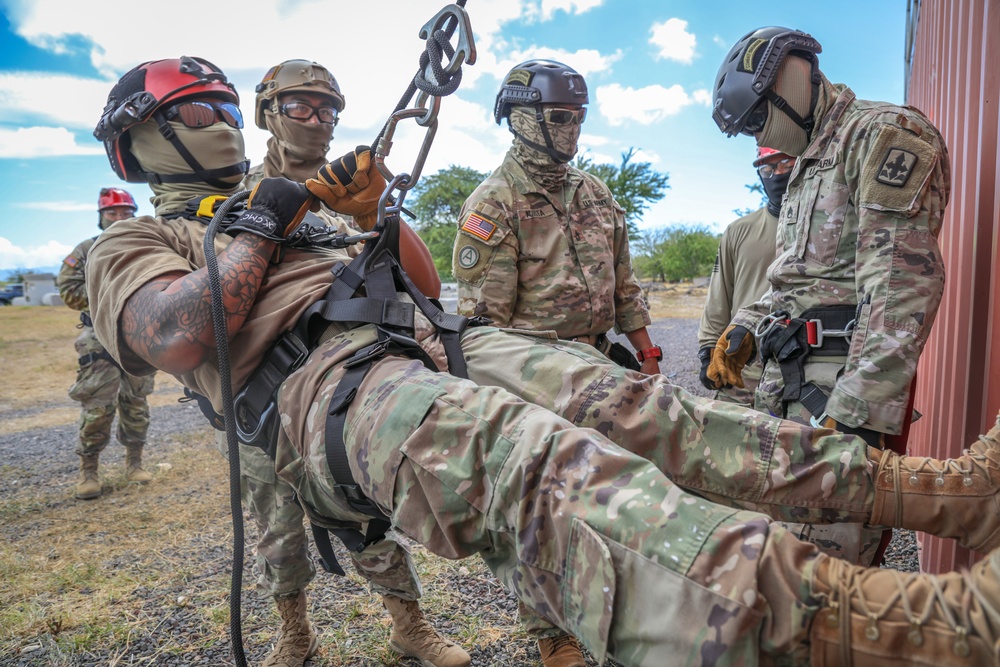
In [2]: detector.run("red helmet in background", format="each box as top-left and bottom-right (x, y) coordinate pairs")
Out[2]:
(753, 146), (786, 166)
(94, 56), (247, 185)
(98, 187), (137, 212)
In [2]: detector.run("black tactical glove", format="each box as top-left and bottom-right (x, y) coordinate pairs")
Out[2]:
(698, 346), (718, 391)
(822, 416), (885, 449)
(226, 178), (316, 242)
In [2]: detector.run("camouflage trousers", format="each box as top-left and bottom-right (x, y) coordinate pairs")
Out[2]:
(755, 354), (885, 566)
(69, 327), (153, 456)
(213, 431), (422, 601)
(270, 325), (881, 665)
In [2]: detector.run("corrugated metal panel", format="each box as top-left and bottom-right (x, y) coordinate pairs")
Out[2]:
(906, 0), (1000, 574)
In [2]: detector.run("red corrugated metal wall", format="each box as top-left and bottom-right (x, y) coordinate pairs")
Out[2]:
(906, 0), (1000, 574)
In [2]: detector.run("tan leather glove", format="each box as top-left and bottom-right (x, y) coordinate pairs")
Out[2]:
(707, 324), (754, 388)
(305, 146), (385, 231)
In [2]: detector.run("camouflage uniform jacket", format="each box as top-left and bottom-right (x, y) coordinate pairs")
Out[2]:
(453, 152), (650, 338)
(732, 84), (951, 434)
(697, 206), (778, 350)
(58, 236), (97, 313)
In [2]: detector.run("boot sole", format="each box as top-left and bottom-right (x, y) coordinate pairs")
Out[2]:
(75, 490), (101, 500)
(388, 639), (454, 667)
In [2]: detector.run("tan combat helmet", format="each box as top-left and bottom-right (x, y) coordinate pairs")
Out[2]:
(254, 59), (345, 130)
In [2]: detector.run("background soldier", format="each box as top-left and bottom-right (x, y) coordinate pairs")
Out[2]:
(57, 187), (155, 500)
(709, 26), (950, 565)
(697, 147), (793, 405)
(453, 59), (662, 386)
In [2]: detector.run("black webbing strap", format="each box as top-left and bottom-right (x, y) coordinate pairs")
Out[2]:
(180, 387), (226, 431)
(305, 502), (392, 576)
(759, 305), (856, 417)
(80, 312), (93, 327)
(78, 349), (122, 371)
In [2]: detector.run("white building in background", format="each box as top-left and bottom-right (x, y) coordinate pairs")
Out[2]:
(18, 272), (61, 306)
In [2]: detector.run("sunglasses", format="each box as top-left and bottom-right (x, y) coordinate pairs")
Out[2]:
(163, 101), (243, 129)
(543, 107), (587, 125)
(757, 157), (796, 178)
(279, 102), (339, 125)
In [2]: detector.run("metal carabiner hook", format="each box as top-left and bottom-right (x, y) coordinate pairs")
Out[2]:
(419, 4), (477, 78)
(374, 100), (440, 188)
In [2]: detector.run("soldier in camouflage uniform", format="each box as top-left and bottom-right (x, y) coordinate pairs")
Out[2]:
(88, 59), (467, 667)
(454, 60), (663, 393)
(90, 57), (1000, 667)
(709, 27), (950, 566)
(697, 147), (792, 406)
(57, 187), (155, 500)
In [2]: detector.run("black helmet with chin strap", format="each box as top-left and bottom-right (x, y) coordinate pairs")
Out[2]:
(494, 59), (588, 162)
(493, 59), (589, 124)
(712, 27), (822, 138)
(94, 56), (249, 188)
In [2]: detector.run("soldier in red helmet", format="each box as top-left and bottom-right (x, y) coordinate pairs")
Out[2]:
(57, 187), (155, 500)
(697, 146), (794, 405)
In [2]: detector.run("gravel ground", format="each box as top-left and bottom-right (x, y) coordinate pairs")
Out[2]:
(0, 317), (917, 667)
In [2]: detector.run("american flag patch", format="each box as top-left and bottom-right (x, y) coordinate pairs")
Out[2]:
(63, 255), (78, 267)
(461, 212), (497, 241)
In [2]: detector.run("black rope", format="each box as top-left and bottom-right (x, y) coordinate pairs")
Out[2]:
(370, 0), (468, 152)
(203, 189), (252, 667)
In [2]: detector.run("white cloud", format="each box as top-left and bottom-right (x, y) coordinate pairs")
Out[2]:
(13, 200), (94, 212)
(527, 0), (603, 22)
(649, 18), (697, 64)
(493, 48), (623, 83)
(595, 83), (711, 126)
(0, 237), (73, 269)
(0, 72), (114, 127)
(0, 126), (104, 158)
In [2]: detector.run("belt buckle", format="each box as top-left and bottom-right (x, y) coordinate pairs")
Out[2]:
(805, 319), (824, 348)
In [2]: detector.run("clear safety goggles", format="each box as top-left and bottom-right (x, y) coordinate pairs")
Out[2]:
(279, 102), (339, 125)
(542, 107), (587, 126)
(757, 157), (795, 178)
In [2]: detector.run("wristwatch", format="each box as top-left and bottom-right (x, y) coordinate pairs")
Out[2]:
(635, 345), (663, 362)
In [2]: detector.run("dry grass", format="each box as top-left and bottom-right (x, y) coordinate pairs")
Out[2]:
(643, 281), (708, 320)
(0, 306), (541, 665)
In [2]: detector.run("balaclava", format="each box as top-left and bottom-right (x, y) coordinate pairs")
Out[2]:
(757, 54), (830, 156)
(128, 120), (246, 215)
(262, 107), (334, 183)
(508, 107), (581, 191)
(98, 212), (131, 231)
(760, 163), (792, 216)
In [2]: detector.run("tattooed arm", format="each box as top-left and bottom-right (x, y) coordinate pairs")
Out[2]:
(120, 234), (276, 375)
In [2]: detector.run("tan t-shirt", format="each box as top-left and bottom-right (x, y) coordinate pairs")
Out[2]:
(87, 213), (359, 410)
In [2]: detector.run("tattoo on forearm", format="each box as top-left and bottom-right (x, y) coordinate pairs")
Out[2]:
(122, 234), (273, 368)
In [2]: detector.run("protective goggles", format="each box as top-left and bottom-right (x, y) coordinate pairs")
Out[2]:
(740, 99), (769, 136)
(279, 102), (339, 125)
(757, 157), (795, 178)
(163, 101), (243, 129)
(542, 107), (587, 126)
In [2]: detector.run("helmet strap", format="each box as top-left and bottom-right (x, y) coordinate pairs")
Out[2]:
(507, 106), (575, 163)
(145, 110), (247, 189)
(764, 58), (820, 135)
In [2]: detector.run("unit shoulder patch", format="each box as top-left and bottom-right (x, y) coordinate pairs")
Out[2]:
(456, 245), (480, 269)
(876, 148), (917, 187)
(63, 254), (79, 268)
(859, 124), (938, 215)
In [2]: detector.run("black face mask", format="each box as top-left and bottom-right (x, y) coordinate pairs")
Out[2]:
(761, 170), (791, 217)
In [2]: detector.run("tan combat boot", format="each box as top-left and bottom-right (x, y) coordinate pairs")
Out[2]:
(870, 415), (1000, 552)
(809, 551), (1000, 666)
(125, 445), (153, 483)
(538, 634), (586, 667)
(75, 454), (101, 500)
(262, 591), (319, 667)
(383, 595), (470, 667)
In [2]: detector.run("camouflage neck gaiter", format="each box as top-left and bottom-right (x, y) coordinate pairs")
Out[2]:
(508, 107), (579, 191)
(757, 56), (815, 156)
(262, 110), (333, 183)
(129, 121), (246, 215)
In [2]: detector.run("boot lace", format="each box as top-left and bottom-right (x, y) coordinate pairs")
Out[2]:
(826, 557), (1000, 667)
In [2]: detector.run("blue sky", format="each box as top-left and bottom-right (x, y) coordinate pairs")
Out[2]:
(0, 0), (907, 273)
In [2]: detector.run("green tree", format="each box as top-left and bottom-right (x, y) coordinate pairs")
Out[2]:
(407, 165), (488, 278)
(573, 148), (670, 242)
(634, 225), (719, 283)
